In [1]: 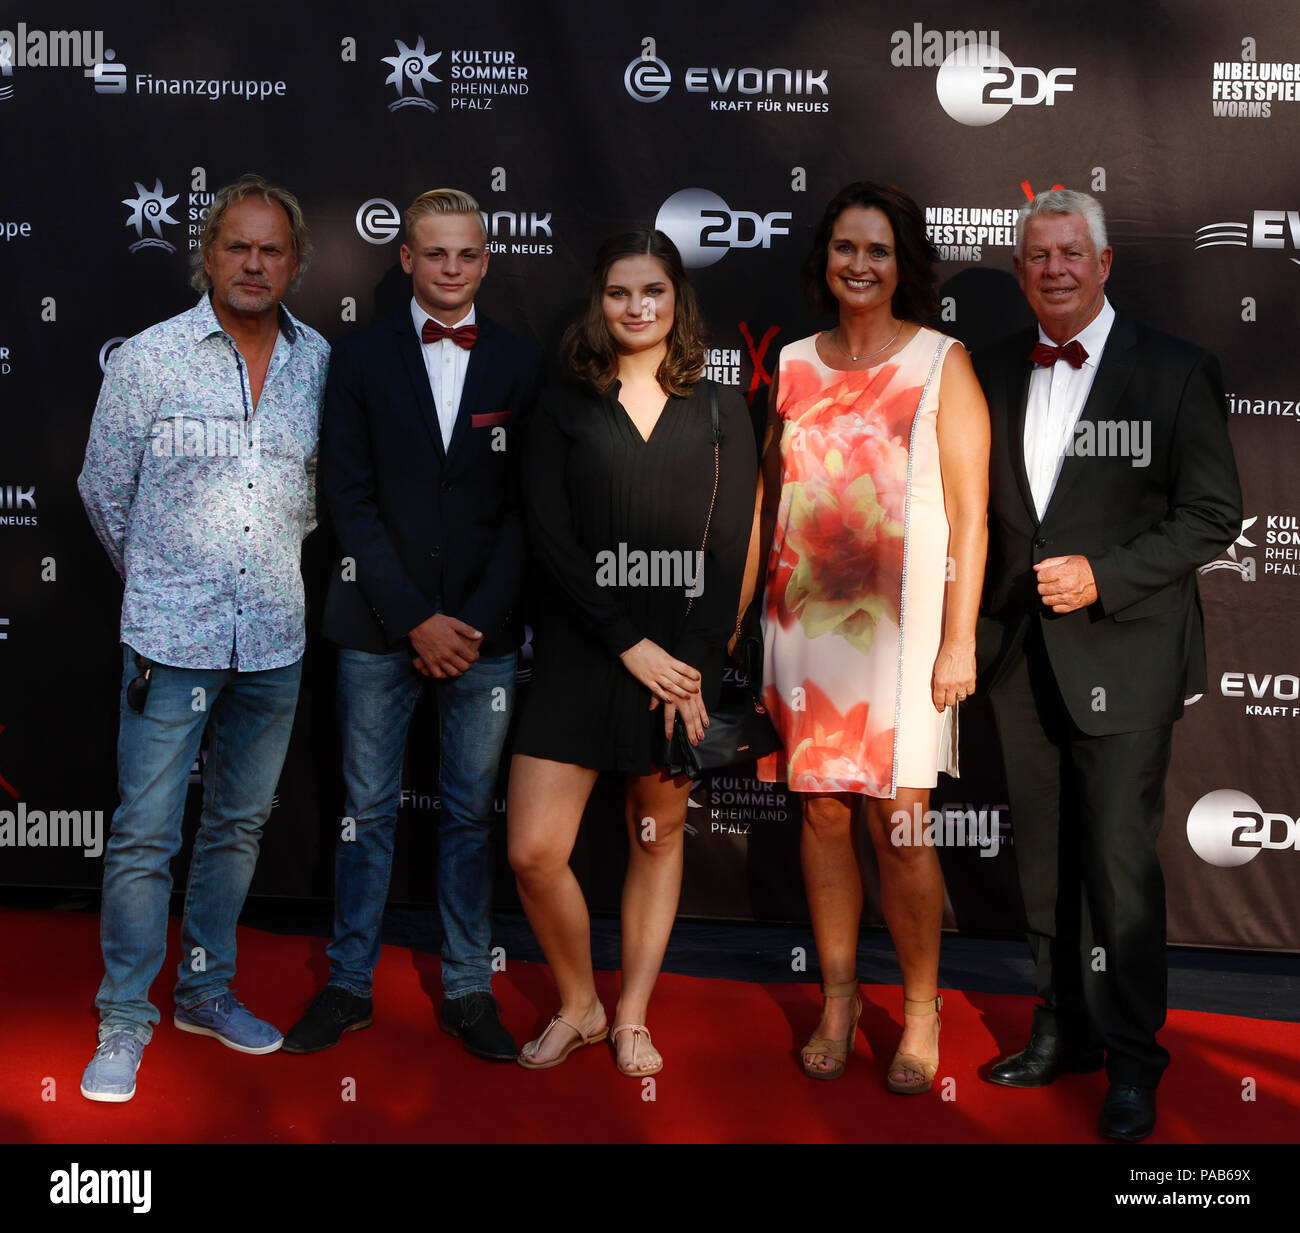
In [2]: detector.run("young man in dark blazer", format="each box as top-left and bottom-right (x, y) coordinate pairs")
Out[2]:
(973, 189), (1241, 1140)
(284, 189), (542, 1059)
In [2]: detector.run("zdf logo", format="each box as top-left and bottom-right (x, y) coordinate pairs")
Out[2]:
(655, 188), (791, 269)
(934, 45), (1076, 126)
(1186, 788), (1300, 867)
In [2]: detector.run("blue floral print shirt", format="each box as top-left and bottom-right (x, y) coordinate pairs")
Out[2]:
(78, 294), (329, 671)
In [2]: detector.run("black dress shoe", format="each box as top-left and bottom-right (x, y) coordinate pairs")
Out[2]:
(1099, 1083), (1157, 1141)
(986, 1033), (1105, 1087)
(439, 992), (517, 1061)
(281, 986), (374, 1054)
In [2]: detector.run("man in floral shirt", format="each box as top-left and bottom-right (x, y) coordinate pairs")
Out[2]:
(76, 175), (329, 1102)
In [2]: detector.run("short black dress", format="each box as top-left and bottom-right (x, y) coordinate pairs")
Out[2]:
(514, 377), (757, 774)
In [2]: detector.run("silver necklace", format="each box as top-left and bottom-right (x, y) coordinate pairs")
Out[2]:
(831, 321), (903, 363)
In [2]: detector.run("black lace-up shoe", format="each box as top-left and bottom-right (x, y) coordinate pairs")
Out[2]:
(1099, 1083), (1157, 1141)
(282, 985), (374, 1054)
(439, 992), (517, 1061)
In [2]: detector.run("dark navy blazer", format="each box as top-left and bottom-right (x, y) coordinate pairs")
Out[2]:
(320, 309), (543, 657)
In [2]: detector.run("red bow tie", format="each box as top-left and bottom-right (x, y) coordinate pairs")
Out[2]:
(422, 319), (477, 349)
(1030, 339), (1088, 369)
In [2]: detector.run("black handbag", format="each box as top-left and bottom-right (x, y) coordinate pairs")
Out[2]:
(655, 385), (782, 779)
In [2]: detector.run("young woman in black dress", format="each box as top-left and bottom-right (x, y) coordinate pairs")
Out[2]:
(508, 230), (756, 1075)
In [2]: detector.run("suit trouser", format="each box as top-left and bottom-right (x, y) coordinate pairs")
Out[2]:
(988, 625), (1173, 1088)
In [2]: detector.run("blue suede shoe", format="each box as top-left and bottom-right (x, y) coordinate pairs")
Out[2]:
(174, 992), (283, 1054)
(81, 1030), (146, 1103)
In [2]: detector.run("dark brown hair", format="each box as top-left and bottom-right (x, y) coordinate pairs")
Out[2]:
(802, 182), (939, 320)
(562, 229), (706, 396)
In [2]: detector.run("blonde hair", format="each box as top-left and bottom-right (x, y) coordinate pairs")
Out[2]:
(404, 188), (487, 245)
(190, 174), (311, 292)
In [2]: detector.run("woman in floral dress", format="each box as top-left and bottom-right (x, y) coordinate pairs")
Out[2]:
(756, 183), (989, 1091)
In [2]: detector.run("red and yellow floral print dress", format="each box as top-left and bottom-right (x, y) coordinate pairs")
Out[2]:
(758, 328), (959, 797)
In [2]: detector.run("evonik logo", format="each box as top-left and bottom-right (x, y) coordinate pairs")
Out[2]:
(625, 52), (670, 103)
(1195, 210), (1300, 266)
(623, 46), (828, 111)
(0, 485), (35, 510)
(1220, 670), (1300, 718)
(355, 198), (401, 244)
(0, 483), (37, 528)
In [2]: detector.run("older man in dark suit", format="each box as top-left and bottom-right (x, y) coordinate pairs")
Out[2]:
(973, 189), (1241, 1140)
(284, 189), (542, 1060)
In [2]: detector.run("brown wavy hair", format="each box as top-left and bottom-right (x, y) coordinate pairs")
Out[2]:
(803, 181), (939, 321)
(562, 229), (706, 396)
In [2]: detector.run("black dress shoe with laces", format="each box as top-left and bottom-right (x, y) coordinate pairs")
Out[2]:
(281, 986), (374, 1054)
(1099, 1083), (1157, 1141)
(439, 992), (517, 1061)
(986, 1033), (1105, 1087)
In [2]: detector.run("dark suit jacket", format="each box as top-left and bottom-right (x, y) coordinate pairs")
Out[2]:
(974, 311), (1242, 735)
(320, 309), (543, 657)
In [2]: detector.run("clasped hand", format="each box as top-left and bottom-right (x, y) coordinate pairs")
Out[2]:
(619, 638), (708, 742)
(409, 613), (482, 678)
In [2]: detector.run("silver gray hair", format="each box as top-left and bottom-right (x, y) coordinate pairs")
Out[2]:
(1016, 189), (1108, 259)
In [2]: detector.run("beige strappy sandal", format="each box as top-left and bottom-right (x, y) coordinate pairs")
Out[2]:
(610, 1023), (663, 1076)
(517, 1012), (608, 1070)
(800, 980), (863, 1081)
(886, 995), (942, 1094)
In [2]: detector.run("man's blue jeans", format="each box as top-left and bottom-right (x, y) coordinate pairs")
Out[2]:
(328, 645), (515, 999)
(96, 646), (302, 1043)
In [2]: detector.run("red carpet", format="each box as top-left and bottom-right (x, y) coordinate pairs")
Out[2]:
(2, 907), (1295, 1143)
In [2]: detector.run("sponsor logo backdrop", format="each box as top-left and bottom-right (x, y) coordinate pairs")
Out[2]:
(1, 0), (1295, 949)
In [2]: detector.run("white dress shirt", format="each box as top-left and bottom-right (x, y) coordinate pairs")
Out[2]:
(411, 298), (475, 450)
(1022, 297), (1115, 520)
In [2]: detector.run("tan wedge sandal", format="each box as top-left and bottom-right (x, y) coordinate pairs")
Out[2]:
(886, 994), (942, 1094)
(800, 980), (862, 1080)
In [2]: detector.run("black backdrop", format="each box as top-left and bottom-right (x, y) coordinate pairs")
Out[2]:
(1, 0), (1297, 950)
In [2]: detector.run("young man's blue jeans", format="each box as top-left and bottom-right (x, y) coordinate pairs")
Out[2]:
(328, 645), (515, 1000)
(96, 646), (302, 1043)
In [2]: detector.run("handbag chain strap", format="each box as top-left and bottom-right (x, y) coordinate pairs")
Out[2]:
(685, 382), (721, 617)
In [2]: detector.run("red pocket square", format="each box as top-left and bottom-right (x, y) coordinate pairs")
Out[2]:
(471, 411), (511, 428)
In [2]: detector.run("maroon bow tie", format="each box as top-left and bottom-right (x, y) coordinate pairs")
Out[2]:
(421, 319), (477, 349)
(1030, 339), (1088, 369)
